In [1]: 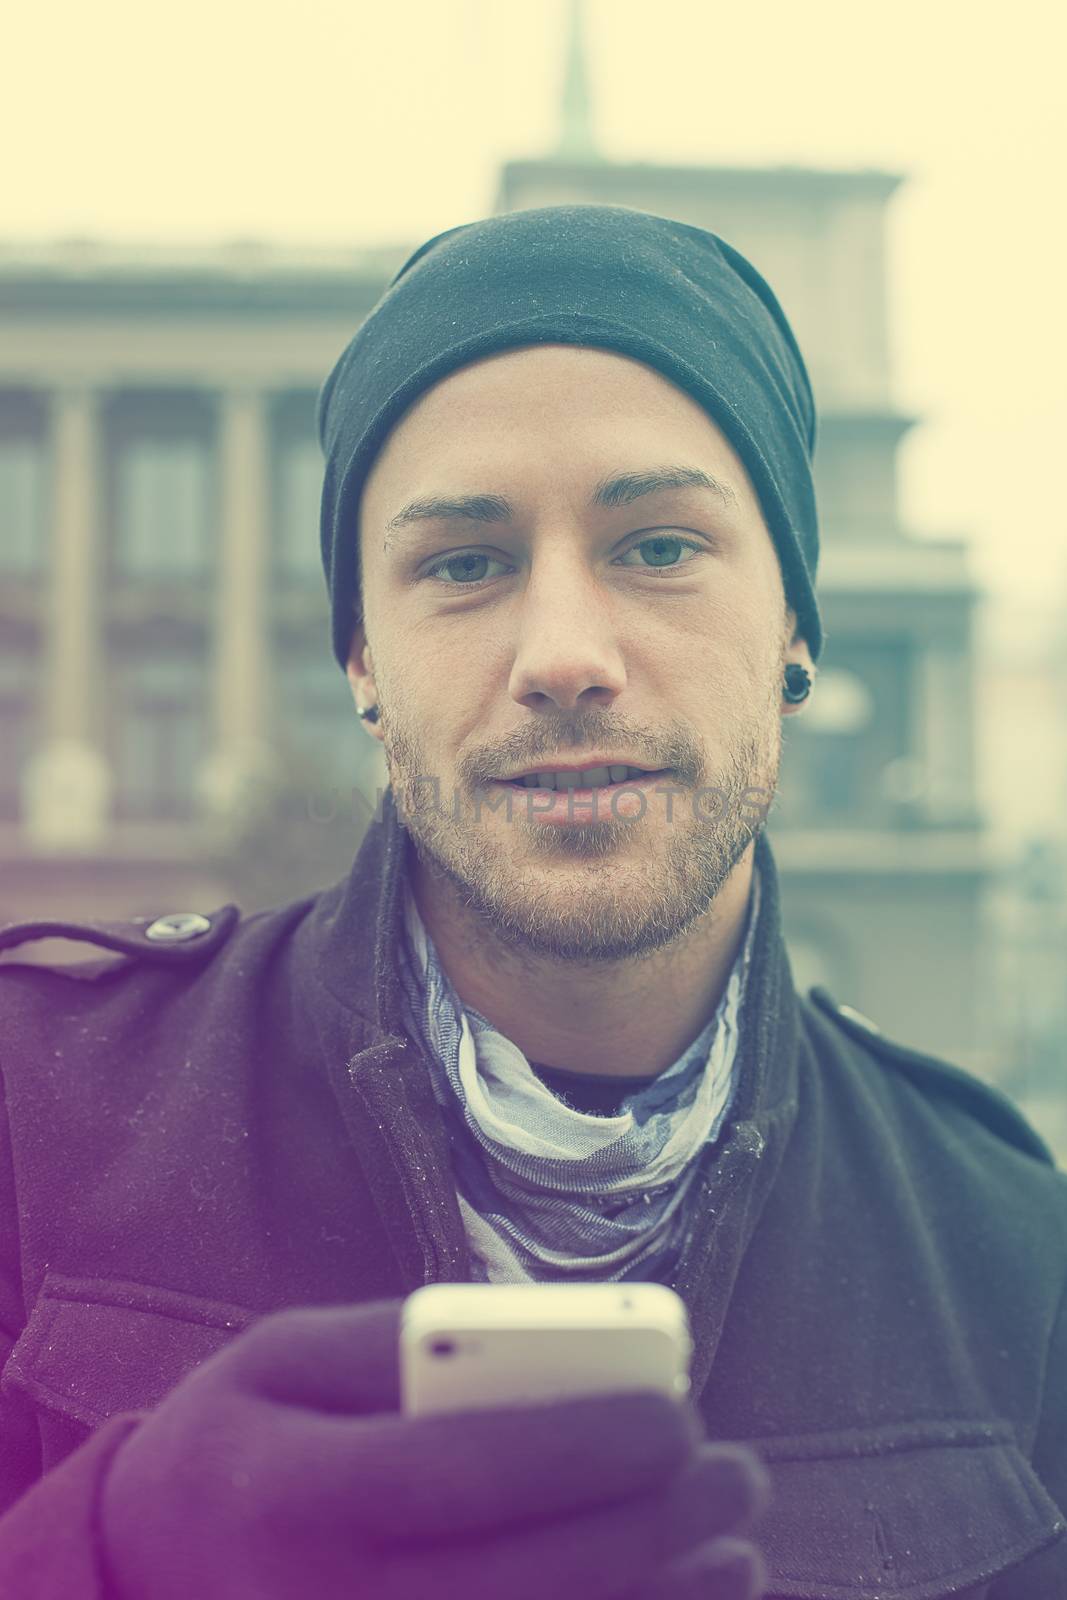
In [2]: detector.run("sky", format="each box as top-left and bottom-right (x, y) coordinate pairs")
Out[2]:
(5, 0), (1066, 628)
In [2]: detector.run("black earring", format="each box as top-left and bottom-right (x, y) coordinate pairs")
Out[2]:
(356, 704), (380, 724)
(782, 664), (811, 704)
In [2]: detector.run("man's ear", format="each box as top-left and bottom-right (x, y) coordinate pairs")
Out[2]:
(344, 620), (378, 723)
(784, 607), (814, 669)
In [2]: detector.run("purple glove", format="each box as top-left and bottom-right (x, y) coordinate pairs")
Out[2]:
(100, 1300), (768, 1600)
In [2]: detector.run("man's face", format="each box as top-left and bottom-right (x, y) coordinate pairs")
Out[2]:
(349, 343), (806, 964)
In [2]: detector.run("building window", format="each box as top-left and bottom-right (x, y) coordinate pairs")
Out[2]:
(115, 438), (211, 579)
(113, 657), (207, 820)
(0, 653), (34, 822)
(274, 653), (372, 811)
(0, 698), (31, 822)
(777, 645), (911, 829)
(802, 668), (876, 737)
(0, 437), (45, 576)
(275, 437), (324, 580)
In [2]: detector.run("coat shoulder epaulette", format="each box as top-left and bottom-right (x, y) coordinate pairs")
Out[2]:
(0, 905), (240, 983)
(807, 985), (1055, 1167)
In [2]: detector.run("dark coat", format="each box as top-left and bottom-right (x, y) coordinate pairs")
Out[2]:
(1, 791), (1065, 1598)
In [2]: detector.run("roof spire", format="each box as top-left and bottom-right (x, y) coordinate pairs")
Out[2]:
(554, 0), (599, 160)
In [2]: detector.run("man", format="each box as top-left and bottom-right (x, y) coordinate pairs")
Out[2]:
(1, 204), (1065, 1599)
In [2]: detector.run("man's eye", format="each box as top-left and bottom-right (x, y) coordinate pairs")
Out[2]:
(616, 534), (704, 570)
(422, 551), (510, 586)
(421, 534), (705, 588)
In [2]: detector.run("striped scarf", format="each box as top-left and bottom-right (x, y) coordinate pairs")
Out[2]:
(396, 869), (760, 1284)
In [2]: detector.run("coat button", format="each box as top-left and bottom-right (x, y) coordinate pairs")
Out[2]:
(144, 912), (212, 942)
(837, 1001), (882, 1036)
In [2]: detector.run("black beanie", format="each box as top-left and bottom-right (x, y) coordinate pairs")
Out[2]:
(316, 203), (823, 669)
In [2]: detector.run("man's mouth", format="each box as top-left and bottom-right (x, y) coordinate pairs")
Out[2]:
(492, 766), (673, 793)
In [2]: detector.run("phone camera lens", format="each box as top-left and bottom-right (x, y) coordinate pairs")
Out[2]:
(429, 1338), (456, 1358)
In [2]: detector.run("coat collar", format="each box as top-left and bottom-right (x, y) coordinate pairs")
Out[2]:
(299, 786), (803, 1387)
(305, 784), (416, 1044)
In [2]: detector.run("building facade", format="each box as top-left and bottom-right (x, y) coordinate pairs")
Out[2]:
(0, 247), (397, 928)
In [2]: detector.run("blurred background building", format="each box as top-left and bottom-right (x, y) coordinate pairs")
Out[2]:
(1, 0), (1063, 1154)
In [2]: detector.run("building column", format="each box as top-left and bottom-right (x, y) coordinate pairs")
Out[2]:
(23, 384), (112, 849)
(201, 386), (275, 826)
(916, 634), (980, 826)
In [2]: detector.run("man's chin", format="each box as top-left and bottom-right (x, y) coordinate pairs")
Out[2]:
(450, 896), (694, 965)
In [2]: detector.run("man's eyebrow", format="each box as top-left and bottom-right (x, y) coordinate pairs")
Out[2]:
(381, 465), (738, 553)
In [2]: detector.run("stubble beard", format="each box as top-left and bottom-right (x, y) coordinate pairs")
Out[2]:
(379, 678), (782, 966)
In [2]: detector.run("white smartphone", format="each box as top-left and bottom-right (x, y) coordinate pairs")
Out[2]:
(400, 1282), (692, 1417)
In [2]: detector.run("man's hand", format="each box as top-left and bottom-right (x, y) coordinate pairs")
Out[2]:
(99, 1300), (768, 1599)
